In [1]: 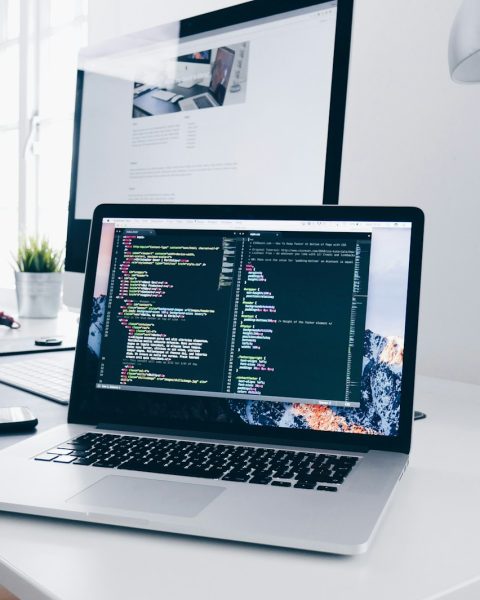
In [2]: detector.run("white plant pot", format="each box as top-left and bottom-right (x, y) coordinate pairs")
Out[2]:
(15, 272), (63, 318)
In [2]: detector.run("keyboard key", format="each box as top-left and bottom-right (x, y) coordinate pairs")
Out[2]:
(273, 469), (295, 479)
(294, 480), (317, 489)
(119, 460), (223, 480)
(271, 481), (291, 487)
(117, 460), (145, 472)
(317, 485), (337, 492)
(69, 449), (89, 457)
(35, 453), (56, 461)
(250, 469), (271, 479)
(53, 455), (77, 464)
(47, 448), (72, 456)
(328, 476), (345, 484)
(222, 472), (250, 482)
(249, 477), (272, 485)
(92, 459), (123, 468)
(75, 433), (102, 442)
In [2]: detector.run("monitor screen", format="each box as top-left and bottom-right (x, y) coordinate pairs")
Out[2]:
(66, 0), (353, 272)
(82, 215), (411, 438)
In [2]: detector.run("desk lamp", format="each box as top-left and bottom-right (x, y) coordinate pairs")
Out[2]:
(449, 0), (480, 83)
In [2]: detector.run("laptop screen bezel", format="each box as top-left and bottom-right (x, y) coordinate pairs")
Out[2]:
(69, 204), (424, 455)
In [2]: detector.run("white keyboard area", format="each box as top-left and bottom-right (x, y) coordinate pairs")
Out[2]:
(0, 353), (74, 405)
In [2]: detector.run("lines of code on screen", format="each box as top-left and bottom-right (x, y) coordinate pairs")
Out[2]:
(97, 228), (371, 407)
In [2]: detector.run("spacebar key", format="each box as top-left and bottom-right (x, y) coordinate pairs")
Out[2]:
(119, 461), (224, 479)
(150, 464), (226, 479)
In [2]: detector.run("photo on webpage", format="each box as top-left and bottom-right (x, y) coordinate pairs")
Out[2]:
(132, 42), (249, 119)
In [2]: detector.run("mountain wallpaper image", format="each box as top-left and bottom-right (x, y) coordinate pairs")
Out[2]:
(229, 330), (403, 436)
(88, 294), (107, 358)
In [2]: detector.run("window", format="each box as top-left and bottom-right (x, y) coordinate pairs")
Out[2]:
(0, 0), (87, 287)
(0, 0), (20, 287)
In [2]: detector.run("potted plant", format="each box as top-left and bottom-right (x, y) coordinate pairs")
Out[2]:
(14, 238), (64, 318)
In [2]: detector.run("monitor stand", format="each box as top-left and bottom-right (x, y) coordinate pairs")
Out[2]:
(63, 271), (84, 312)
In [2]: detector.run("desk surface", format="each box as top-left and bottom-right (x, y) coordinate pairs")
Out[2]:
(0, 373), (479, 600)
(0, 306), (78, 358)
(0, 299), (478, 599)
(0, 298), (75, 452)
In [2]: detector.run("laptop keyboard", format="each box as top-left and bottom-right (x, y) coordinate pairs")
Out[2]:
(35, 432), (359, 491)
(194, 96), (214, 109)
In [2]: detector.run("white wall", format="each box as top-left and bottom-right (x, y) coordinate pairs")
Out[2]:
(88, 0), (480, 385)
(88, 0), (249, 45)
(341, 0), (480, 386)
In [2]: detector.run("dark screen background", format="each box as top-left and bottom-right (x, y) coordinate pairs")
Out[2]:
(77, 225), (408, 438)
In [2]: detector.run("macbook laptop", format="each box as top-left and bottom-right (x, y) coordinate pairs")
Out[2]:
(0, 204), (423, 555)
(178, 47), (235, 110)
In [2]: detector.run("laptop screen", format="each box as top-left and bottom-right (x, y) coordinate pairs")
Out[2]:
(209, 47), (235, 104)
(86, 216), (412, 438)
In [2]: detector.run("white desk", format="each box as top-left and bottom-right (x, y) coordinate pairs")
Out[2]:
(0, 294), (479, 599)
(0, 373), (479, 600)
(0, 291), (77, 352)
(0, 294), (77, 452)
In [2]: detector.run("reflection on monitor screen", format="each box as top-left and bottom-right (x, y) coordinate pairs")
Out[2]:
(66, 1), (352, 276)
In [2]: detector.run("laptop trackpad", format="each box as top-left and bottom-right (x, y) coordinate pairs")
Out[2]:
(67, 475), (225, 518)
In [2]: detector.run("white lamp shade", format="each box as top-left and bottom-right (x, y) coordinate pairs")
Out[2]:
(449, 0), (480, 82)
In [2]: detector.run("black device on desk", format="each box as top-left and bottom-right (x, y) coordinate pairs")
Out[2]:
(0, 407), (37, 432)
(0, 336), (75, 356)
(0, 311), (20, 329)
(35, 337), (63, 347)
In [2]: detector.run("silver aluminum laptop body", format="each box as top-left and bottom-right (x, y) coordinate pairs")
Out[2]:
(179, 47), (235, 111)
(178, 92), (219, 111)
(0, 205), (423, 555)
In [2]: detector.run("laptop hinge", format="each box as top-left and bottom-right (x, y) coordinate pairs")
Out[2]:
(96, 423), (369, 453)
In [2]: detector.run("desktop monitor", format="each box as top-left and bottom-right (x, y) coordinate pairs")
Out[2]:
(64, 0), (354, 306)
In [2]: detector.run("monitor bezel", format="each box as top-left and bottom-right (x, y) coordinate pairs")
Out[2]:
(65, 0), (354, 273)
(69, 204), (424, 455)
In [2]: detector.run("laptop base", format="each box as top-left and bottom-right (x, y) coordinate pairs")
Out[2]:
(0, 424), (407, 555)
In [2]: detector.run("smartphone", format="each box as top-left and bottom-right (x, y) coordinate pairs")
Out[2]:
(0, 407), (38, 432)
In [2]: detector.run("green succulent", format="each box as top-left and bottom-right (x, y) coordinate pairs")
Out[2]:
(15, 238), (64, 273)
